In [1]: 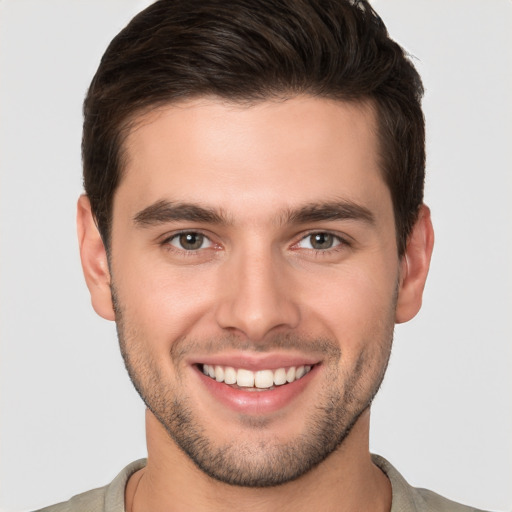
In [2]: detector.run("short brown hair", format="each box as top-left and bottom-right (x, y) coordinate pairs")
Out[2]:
(83, 0), (425, 255)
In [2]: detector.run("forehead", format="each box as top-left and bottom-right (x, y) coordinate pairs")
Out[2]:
(115, 95), (390, 222)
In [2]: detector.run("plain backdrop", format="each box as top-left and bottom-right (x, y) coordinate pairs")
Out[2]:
(1, 1), (511, 511)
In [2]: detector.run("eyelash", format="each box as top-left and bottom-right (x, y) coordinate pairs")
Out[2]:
(160, 230), (350, 255)
(293, 231), (351, 254)
(161, 230), (218, 255)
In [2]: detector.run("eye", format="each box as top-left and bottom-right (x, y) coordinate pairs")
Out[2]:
(297, 232), (342, 250)
(168, 232), (212, 251)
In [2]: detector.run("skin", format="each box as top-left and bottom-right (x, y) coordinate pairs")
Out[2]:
(78, 96), (434, 511)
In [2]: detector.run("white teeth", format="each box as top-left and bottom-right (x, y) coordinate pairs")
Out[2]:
(273, 367), (287, 386)
(255, 370), (274, 389)
(286, 366), (296, 383)
(236, 368), (255, 387)
(214, 365), (224, 382)
(201, 363), (313, 389)
(224, 366), (237, 385)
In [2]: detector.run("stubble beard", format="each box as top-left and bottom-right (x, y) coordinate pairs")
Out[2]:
(112, 287), (394, 488)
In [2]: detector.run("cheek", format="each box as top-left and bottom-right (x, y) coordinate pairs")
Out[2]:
(113, 259), (220, 346)
(302, 263), (398, 345)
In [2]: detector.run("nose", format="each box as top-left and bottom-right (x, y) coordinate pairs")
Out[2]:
(214, 246), (301, 341)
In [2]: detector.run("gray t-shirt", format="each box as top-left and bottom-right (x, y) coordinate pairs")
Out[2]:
(34, 455), (490, 512)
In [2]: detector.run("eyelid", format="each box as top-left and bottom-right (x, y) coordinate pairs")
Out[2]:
(170, 233), (212, 250)
(158, 228), (351, 253)
(291, 230), (351, 250)
(160, 229), (219, 251)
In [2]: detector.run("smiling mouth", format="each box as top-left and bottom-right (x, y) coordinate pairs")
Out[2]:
(199, 364), (314, 390)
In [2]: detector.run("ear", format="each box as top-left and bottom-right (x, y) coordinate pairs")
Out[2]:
(395, 204), (434, 324)
(77, 195), (115, 321)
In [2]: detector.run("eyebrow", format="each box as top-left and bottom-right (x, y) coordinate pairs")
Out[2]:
(283, 200), (375, 226)
(133, 200), (230, 226)
(133, 198), (375, 228)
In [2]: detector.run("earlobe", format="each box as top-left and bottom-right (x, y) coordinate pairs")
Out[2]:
(77, 195), (115, 321)
(395, 204), (435, 324)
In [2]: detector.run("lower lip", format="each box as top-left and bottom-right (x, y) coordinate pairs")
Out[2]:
(195, 365), (318, 415)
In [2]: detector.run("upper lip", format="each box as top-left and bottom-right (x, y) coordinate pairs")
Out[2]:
(189, 352), (321, 371)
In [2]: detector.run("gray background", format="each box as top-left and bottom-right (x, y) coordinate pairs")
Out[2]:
(1, 1), (511, 511)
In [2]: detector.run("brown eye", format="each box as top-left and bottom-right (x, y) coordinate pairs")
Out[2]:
(309, 233), (334, 249)
(169, 232), (210, 250)
(297, 232), (342, 250)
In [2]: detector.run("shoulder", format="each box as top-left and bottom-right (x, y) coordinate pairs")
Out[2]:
(371, 454), (491, 512)
(34, 486), (106, 512)
(413, 487), (489, 512)
(32, 459), (147, 512)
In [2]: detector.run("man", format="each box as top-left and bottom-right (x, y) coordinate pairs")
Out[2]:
(34, 0), (489, 510)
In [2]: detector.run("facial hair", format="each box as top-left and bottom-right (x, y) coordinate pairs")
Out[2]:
(112, 286), (394, 488)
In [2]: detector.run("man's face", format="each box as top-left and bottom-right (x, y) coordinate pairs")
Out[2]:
(108, 96), (400, 486)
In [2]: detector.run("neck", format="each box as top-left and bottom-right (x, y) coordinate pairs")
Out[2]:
(126, 409), (391, 512)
